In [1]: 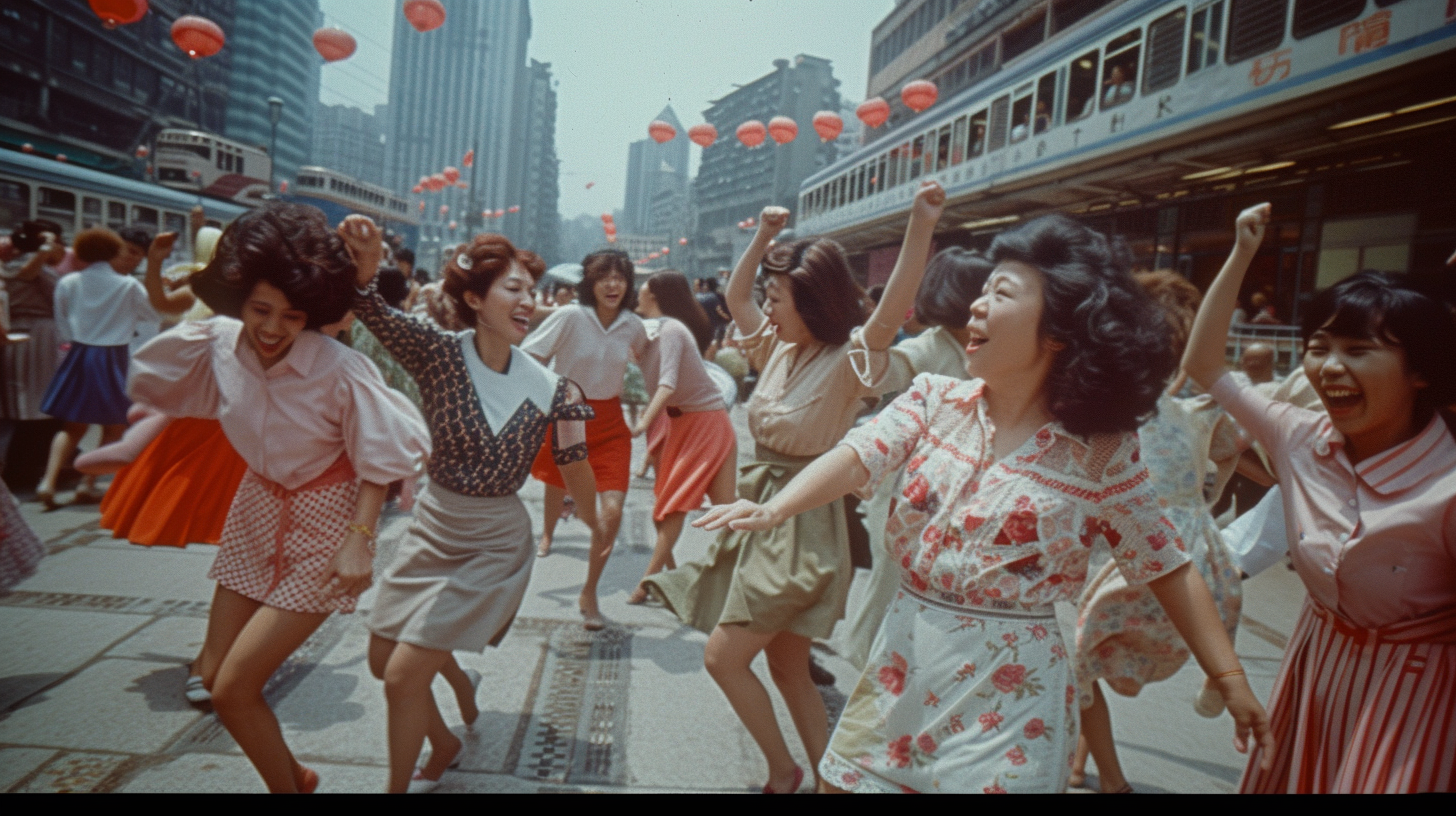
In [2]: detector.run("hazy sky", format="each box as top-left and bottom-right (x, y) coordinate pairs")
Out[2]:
(317, 0), (894, 218)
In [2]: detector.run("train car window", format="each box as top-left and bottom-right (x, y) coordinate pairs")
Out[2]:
(952, 117), (968, 165)
(131, 206), (159, 227)
(1002, 10), (1049, 63)
(1292, 0), (1365, 39)
(910, 135), (926, 180)
(1034, 72), (1058, 134)
(1067, 50), (1101, 121)
(163, 213), (187, 250)
(1226, 0), (1288, 63)
(82, 197), (102, 229)
(1101, 30), (1142, 111)
(1145, 9), (1187, 94)
(237, 158), (245, 176)
(37, 188), (77, 235)
(1052, 0), (1116, 34)
(0, 181), (31, 234)
(936, 125), (952, 171)
(1010, 83), (1035, 143)
(969, 109), (988, 157)
(988, 95), (1011, 151)
(107, 201), (126, 229)
(1188, 2), (1225, 73)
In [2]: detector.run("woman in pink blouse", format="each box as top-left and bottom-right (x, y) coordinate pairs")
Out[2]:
(1184, 204), (1456, 793)
(128, 204), (431, 793)
(699, 214), (1271, 793)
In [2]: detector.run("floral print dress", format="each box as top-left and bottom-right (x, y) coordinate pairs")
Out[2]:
(820, 375), (1189, 793)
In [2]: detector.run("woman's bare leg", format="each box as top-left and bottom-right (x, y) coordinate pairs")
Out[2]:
(764, 632), (827, 787)
(38, 422), (87, 498)
(439, 655), (479, 727)
(579, 490), (623, 621)
(1080, 681), (1129, 792)
(537, 485), (566, 556)
(707, 442), (739, 506)
(382, 642), (461, 793)
(78, 423), (127, 496)
(705, 624), (800, 793)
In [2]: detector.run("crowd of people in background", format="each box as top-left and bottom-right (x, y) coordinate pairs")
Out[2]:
(0, 179), (1451, 795)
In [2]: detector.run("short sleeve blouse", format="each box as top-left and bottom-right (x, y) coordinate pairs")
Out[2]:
(521, 304), (647, 401)
(637, 318), (725, 412)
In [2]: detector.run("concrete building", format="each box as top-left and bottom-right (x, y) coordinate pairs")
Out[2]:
(310, 104), (387, 187)
(622, 105), (689, 237)
(691, 55), (841, 271)
(0, 0), (235, 173)
(385, 0), (533, 264)
(223, 0), (323, 186)
(518, 59), (561, 264)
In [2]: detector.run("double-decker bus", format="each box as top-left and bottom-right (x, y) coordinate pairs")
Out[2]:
(154, 129), (272, 207)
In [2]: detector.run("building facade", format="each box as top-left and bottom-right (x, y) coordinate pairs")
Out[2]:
(311, 103), (387, 187)
(622, 105), (689, 237)
(223, 0), (322, 187)
(518, 59), (561, 264)
(691, 56), (842, 271)
(0, 0), (235, 173)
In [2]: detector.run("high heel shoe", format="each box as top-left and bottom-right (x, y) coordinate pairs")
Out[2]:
(762, 765), (803, 794)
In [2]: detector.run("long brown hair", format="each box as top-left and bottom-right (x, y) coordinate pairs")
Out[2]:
(761, 238), (867, 345)
(647, 270), (713, 354)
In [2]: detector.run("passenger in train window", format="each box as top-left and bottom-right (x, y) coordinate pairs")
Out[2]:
(1010, 112), (1030, 143)
(1034, 100), (1052, 135)
(1102, 64), (1135, 108)
(970, 122), (986, 156)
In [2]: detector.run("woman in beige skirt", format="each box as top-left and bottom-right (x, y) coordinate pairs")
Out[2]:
(346, 223), (605, 794)
(644, 181), (946, 793)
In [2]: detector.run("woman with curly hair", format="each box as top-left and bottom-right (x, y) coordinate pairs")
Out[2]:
(646, 181), (948, 794)
(127, 203), (431, 793)
(698, 214), (1272, 793)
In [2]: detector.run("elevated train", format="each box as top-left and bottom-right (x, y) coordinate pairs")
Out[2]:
(154, 129), (273, 207)
(800, 0), (1456, 296)
(288, 167), (421, 250)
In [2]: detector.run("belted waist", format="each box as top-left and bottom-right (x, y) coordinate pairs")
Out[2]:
(1309, 600), (1456, 647)
(902, 580), (1057, 620)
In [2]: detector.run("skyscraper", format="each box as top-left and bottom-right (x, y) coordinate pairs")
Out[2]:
(224, 0), (323, 186)
(519, 59), (561, 264)
(622, 105), (689, 236)
(385, 0), (532, 258)
(311, 104), (387, 187)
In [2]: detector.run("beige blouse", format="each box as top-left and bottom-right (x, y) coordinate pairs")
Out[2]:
(849, 325), (970, 394)
(740, 321), (887, 457)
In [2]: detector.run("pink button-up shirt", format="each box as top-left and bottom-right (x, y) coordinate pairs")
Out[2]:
(1211, 373), (1456, 630)
(128, 318), (431, 491)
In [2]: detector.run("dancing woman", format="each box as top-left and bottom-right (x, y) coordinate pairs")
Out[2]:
(645, 181), (948, 794)
(1183, 204), (1456, 793)
(698, 213), (1272, 793)
(128, 203), (431, 793)
(523, 250), (647, 629)
(625, 270), (737, 606)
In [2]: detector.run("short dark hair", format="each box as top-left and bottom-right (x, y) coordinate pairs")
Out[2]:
(395, 247), (415, 266)
(376, 265), (411, 309)
(117, 226), (153, 250)
(916, 247), (993, 331)
(11, 219), (65, 254)
(73, 228), (123, 264)
(442, 234), (546, 327)
(760, 238), (866, 346)
(191, 203), (357, 330)
(577, 249), (638, 312)
(1301, 270), (1456, 411)
(988, 215), (1173, 436)
(647, 270), (714, 354)
(701, 277), (719, 293)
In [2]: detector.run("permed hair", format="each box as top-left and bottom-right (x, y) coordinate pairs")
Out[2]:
(376, 265), (411, 310)
(73, 228), (123, 264)
(442, 234), (546, 327)
(916, 247), (994, 331)
(760, 238), (867, 346)
(1300, 270), (1456, 411)
(577, 249), (638, 312)
(190, 203), (356, 330)
(1134, 270), (1202, 360)
(988, 215), (1174, 436)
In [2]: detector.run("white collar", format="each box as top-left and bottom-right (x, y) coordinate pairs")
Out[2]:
(460, 333), (559, 434)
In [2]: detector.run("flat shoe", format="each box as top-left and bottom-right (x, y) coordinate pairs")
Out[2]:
(184, 675), (212, 706)
(1194, 685), (1226, 718)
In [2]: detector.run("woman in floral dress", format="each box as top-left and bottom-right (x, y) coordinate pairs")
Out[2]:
(698, 215), (1272, 793)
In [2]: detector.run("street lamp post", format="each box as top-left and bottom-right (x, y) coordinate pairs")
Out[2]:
(267, 96), (285, 194)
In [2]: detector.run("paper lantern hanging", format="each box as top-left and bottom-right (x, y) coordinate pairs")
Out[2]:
(448, 221), (458, 231)
(89, 0), (148, 30)
(403, 0), (446, 33)
(688, 123), (718, 148)
(493, 209), (505, 218)
(648, 253), (660, 260)
(20, 144), (33, 153)
(812, 111), (844, 142)
(768, 117), (799, 145)
(857, 98), (890, 129)
(736, 120), (766, 149)
(419, 201), (426, 212)
(171, 15), (225, 59)
(412, 184), (424, 194)
(648, 120), (677, 145)
(601, 213), (614, 224)
(679, 238), (688, 246)
(278, 180), (289, 194)
(312, 28), (356, 62)
(661, 247), (670, 255)
(439, 205), (450, 216)
(442, 166), (460, 185)
(135, 145), (149, 159)
(901, 80), (939, 113)
(508, 205), (520, 214)
(462, 149), (474, 168)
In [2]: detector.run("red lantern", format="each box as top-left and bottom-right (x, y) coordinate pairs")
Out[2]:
(679, 238), (688, 246)
(403, 0), (446, 33)
(171, 15), (225, 59)
(439, 205), (450, 216)
(736, 120), (766, 149)
(493, 209), (505, 218)
(508, 205), (520, 213)
(688, 123), (718, 148)
(56, 154), (68, 163)
(462, 149), (474, 168)
(812, 111), (844, 142)
(278, 180), (289, 194)
(442, 166), (460, 185)
(89, 0), (148, 30)
(135, 145), (149, 159)
(312, 28), (356, 62)
(769, 117), (799, 145)
(448, 221), (458, 231)
(419, 201), (426, 212)
(661, 247), (670, 255)
(857, 98), (890, 129)
(412, 185), (423, 194)
(606, 235), (617, 244)
(601, 213), (614, 224)
(428, 174), (447, 192)
(21, 144), (33, 154)
(901, 80), (939, 113)
(648, 253), (660, 260)
(648, 120), (677, 144)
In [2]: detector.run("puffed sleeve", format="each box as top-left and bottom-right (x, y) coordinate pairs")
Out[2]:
(127, 319), (223, 418)
(550, 378), (595, 466)
(734, 318), (780, 373)
(521, 305), (574, 364)
(846, 326), (900, 392)
(353, 286), (452, 377)
(840, 372), (943, 499)
(1081, 434), (1191, 586)
(335, 353), (432, 485)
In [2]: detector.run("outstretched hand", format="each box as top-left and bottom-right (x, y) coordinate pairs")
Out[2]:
(912, 180), (946, 223)
(148, 232), (179, 268)
(758, 207), (791, 241)
(338, 215), (384, 288)
(693, 499), (782, 533)
(1235, 204), (1271, 253)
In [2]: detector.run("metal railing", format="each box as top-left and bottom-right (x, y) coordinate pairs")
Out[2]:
(1226, 324), (1303, 378)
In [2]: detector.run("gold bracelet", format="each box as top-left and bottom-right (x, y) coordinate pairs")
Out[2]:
(1211, 668), (1245, 680)
(346, 523), (376, 540)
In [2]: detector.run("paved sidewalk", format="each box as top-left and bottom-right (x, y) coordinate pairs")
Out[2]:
(0, 408), (1307, 793)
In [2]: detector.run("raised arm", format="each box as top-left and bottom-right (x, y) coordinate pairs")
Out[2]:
(725, 207), (791, 337)
(143, 233), (196, 315)
(860, 181), (946, 352)
(15, 233), (65, 282)
(338, 215), (447, 374)
(694, 445), (868, 533)
(1182, 204), (1270, 390)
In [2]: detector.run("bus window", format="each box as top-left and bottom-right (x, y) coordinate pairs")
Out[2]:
(910, 134), (926, 180)
(969, 109), (988, 157)
(107, 202), (127, 229)
(0, 181), (30, 233)
(936, 126), (952, 171)
(82, 197), (103, 229)
(1034, 72), (1058, 134)
(1010, 82), (1034, 143)
(37, 188), (77, 235)
(1067, 50), (1100, 120)
(132, 206), (159, 227)
(988, 95), (1011, 152)
(951, 116), (968, 165)
(1145, 8), (1187, 93)
(1188, 2), (1225, 74)
(1101, 29), (1142, 111)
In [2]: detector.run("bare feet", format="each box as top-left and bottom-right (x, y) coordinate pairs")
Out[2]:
(626, 585), (649, 606)
(579, 594), (607, 631)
